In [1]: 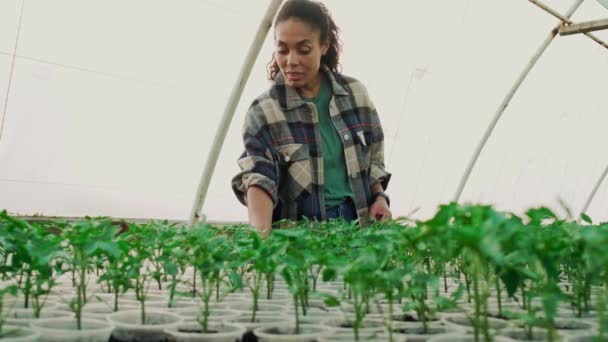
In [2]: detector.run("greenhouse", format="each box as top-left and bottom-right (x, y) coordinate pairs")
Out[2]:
(1, 0), (608, 341)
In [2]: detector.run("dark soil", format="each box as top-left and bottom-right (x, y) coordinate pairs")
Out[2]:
(487, 313), (510, 320)
(391, 327), (446, 335)
(109, 332), (176, 342)
(392, 313), (439, 322)
(242, 331), (258, 342)
(177, 328), (219, 334)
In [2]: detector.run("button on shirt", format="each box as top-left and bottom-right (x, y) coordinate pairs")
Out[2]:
(231, 65), (391, 227)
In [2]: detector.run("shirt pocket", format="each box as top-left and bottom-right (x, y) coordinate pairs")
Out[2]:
(276, 143), (312, 201)
(354, 129), (372, 170)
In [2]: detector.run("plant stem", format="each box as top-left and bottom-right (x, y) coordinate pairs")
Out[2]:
(215, 271), (220, 302)
(156, 276), (162, 291)
(299, 272), (308, 316)
(576, 273), (583, 317)
(201, 276), (209, 332)
(192, 268), (197, 298)
(521, 284), (526, 310)
(387, 292), (394, 342)
(526, 288), (533, 340)
(77, 266), (85, 330)
(114, 288), (119, 312)
(71, 263), (76, 288)
(481, 273), (490, 342)
(0, 295), (4, 337)
(140, 286), (146, 325)
(598, 293), (606, 340)
(24, 271), (31, 309)
(135, 277), (141, 301)
(168, 275), (177, 308)
(309, 266), (321, 293)
(424, 259), (431, 300)
(598, 272), (608, 340)
(584, 274), (591, 313)
(547, 318), (555, 342)
(17, 271), (23, 288)
(353, 293), (361, 341)
(82, 277), (87, 305)
(464, 269), (472, 303)
(293, 294), (300, 335)
(418, 294), (428, 334)
(251, 272), (263, 323)
(496, 275), (502, 317)
(265, 273), (274, 300)
(471, 258), (481, 342)
(33, 294), (41, 318)
(300, 292), (307, 316)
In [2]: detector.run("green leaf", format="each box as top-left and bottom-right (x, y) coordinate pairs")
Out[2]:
(0, 285), (18, 297)
(580, 213), (592, 224)
(251, 232), (262, 249)
(280, 268), (294, 287)
(228, 271), (243, 291)
(499, 267), (521, 297)
(434, 295), (457, 311)
(165, 261), (178, 276)
(525, 207), (557, 225)
(322, 268), (337, 282)
(321, 293), (340, 307)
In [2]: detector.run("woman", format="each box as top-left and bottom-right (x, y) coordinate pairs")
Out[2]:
(232, 0), (391, 237)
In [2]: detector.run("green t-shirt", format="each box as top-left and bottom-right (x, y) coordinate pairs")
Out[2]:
(303, 77), (354, 208)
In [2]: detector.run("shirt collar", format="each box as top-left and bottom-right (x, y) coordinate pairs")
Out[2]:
(274, 64), (349, 111)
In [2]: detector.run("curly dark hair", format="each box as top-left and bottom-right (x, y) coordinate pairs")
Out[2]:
(267, 0), (342, 81)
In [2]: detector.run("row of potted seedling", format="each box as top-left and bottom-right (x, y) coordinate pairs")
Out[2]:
(1, 203), (607, 341)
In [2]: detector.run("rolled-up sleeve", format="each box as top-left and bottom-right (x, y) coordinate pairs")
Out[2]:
(231, 112), (279, 208)
(369, 106), (392, 191)
(350, 80), (392, 191)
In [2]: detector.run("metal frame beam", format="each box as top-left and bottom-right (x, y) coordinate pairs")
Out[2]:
(579, 164), (608, 221)
(188, 0), (284, 227)
(528, 0), (608, 48)
(560, 18), (608, 35)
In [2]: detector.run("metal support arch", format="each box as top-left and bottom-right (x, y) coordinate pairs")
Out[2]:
(188, 0), (284, 227)
(452, 0), (585, 203)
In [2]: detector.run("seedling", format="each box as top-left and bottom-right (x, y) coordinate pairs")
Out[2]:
(121, 222), (155, 325)
(274, 228), (310, 335)
(239, 231), (281, 322)
(96, 235), (130, 312)
(63, 217), (120, 329)
(186, 224), (235, 332)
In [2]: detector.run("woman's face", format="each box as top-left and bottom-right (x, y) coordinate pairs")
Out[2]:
(274, 18), (328, 96)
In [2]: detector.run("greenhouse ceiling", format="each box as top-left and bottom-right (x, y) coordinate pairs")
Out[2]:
(0, 0), (607, 223)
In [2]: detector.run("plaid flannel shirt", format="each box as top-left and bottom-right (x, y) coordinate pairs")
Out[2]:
(231, 65), (391, 227)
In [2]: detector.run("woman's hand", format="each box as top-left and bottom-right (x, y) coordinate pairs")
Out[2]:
(369, 196), (392, 222)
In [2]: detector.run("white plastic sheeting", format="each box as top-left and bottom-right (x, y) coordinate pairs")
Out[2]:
(0, 0), (607, 222)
